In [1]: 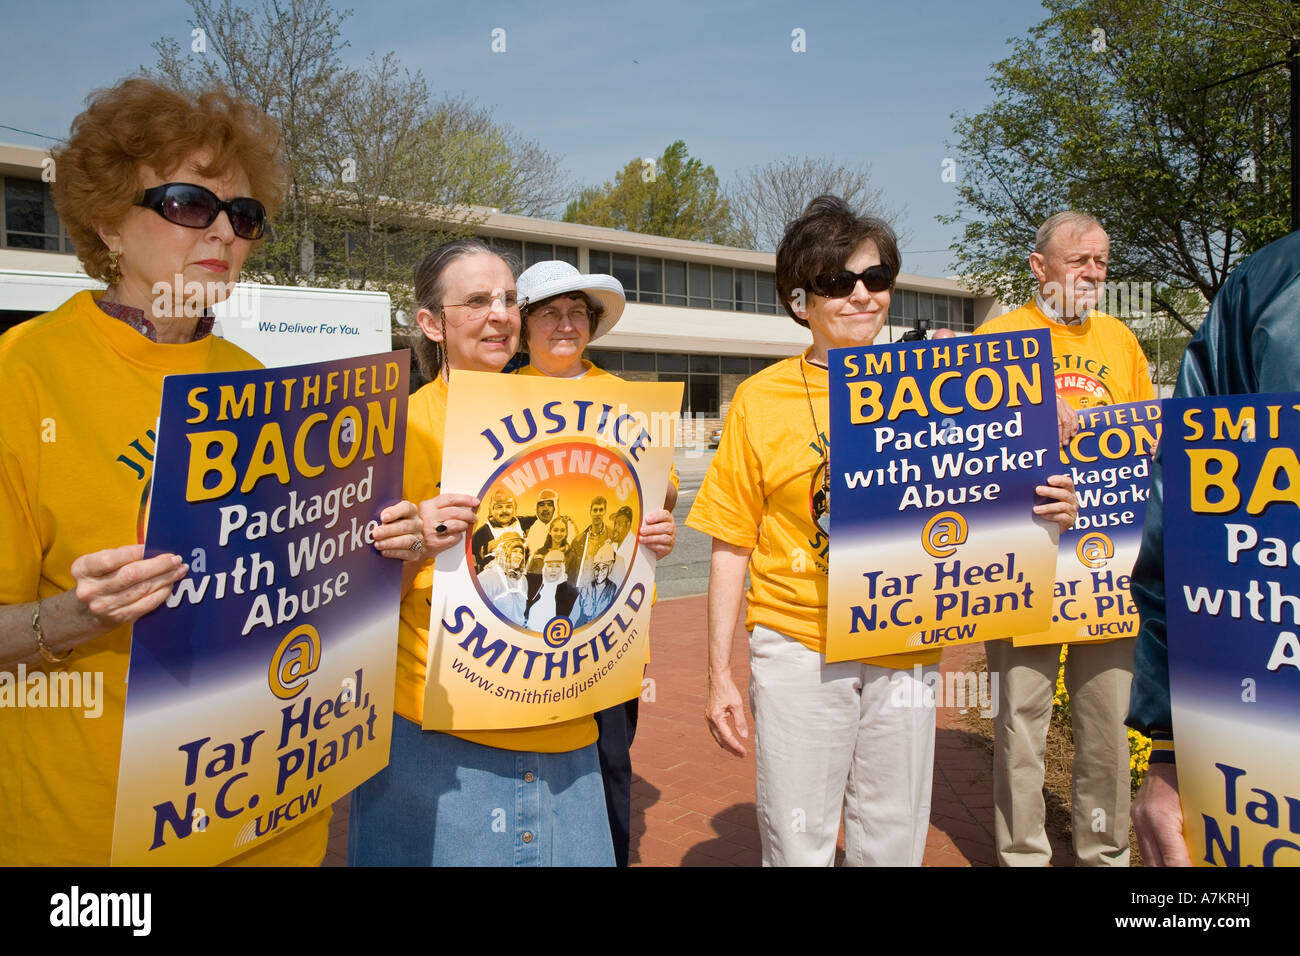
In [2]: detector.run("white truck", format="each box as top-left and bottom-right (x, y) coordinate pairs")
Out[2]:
(0, 269), (393, 367)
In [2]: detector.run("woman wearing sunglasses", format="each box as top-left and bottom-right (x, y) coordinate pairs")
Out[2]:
(0, 78), (422, 866)
(513, 260), (678, 867)
(348, 240), (616, 866)
(687, 195), (1078, 866)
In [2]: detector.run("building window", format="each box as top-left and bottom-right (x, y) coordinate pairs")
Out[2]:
(917, 292), (933, 324)
(611, 253), (637, 300)
(736, 270), (757, 313)
(580, 349), (778, 414)
(657, 352), (687, 373)
(757, 272), (778, 314)
(587, 349), (623, 370)
(688, 263), (711, 309)
(622, 351), (655, 372)
(2, 178), (71, 252)
(664, 260), (687, 306)
(586, 247), (780, 316)
(689, 375), (720, 416)
(524, 242), (553, 268)
(638, 257), (662, 304)
(484, 237), (578, 272)
(487, 237), (523, 271)
(710, 267), (733, 310)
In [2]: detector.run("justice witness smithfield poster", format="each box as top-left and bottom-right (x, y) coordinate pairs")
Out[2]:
(1164, 392), (1300, 867)
(111, 352), (408, 865)
(1015, 399), (1161, 647)
(825, 330), (1060, 661)
(423, 371), (680, 729)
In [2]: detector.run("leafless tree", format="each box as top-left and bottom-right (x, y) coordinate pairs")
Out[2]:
(728, 157), (905, 252)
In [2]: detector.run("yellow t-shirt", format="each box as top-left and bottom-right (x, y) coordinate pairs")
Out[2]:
(976, 301), (1156, 407)
(0, 291), (329, 865)
(395, 373), (596, 752)
(686, 352), (940, 668)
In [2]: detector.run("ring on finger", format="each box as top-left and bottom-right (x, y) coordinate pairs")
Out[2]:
(409, 535), (424, 554)
(435, 523), (448, 534)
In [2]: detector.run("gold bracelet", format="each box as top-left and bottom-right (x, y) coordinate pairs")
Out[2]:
(31, 601), (70, 666)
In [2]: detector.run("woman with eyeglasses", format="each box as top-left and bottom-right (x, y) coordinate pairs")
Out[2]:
(687, 195), (1079, 866)
(0, 78), (422, 865)
(510, 260), (679, 868)
(348, 240), (617, 866)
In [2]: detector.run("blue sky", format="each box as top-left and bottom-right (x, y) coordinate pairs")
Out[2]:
(0, 0), (1051, 276)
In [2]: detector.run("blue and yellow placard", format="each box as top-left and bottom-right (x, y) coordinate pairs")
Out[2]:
(110, 352), (408, 865)
(1164, 392), (1300, 867)
(424, 371), (680, 729)
(1015, 400), (1161, 646)
(825, 330), (1060, 661)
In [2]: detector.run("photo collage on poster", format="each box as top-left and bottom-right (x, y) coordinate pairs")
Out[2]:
(468, 451), (642, 642)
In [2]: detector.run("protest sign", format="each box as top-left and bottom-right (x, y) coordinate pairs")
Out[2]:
(1164, 392), (1300, 867)
(1015, 400), (1161, 646)
(423, 371), (679, 729)
(825, 330), (1059, 661)
(111, 352), (408, 865)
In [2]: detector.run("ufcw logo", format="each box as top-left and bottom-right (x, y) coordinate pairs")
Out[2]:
(269, 625), (320, 699)
(1076, 532), (1114, 569)
(922, 510), (968, 558)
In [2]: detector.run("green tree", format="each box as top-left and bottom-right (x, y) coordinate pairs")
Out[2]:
(564, 141), (741, 244)
(943, 0), (1296, 331)
(151, 0), (566, 308)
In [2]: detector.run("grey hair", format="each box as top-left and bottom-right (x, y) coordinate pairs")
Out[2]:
(1034, 211), (1104, 254)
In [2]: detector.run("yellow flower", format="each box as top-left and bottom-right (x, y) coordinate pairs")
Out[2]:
(1128, 728), (1152, 792)
(1052, 644), (1069, 712)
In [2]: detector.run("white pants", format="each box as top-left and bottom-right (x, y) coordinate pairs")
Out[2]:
(748, 624), (938, 866)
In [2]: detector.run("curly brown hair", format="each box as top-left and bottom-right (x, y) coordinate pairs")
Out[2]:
(50, 76), (286, 283)
(775, 194), (900, 328)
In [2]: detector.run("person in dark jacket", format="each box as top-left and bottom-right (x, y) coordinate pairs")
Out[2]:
(1127, 230), (1300, 866)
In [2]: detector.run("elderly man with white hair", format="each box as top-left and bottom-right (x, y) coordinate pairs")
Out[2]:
(975, 210), (1157, 867)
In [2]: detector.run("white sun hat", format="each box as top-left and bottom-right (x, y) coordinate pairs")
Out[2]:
(516, 260), (625, 342)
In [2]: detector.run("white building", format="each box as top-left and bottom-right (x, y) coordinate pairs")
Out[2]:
(1, 141), (1000, 425)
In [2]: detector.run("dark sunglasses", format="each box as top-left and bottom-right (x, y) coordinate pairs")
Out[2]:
(136, 183), (267, 240)
(811, 263), (893, 298)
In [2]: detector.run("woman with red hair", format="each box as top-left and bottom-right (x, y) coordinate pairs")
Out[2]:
(0, 77), (421, 865)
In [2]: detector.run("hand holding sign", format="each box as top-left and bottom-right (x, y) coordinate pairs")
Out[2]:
(1033, 474), (1079, 531)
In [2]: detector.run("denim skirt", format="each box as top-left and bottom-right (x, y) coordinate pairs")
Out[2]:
(348, 714), (614, 866)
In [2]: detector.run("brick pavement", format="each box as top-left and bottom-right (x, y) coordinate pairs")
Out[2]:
(325, 594), (1033, 867)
